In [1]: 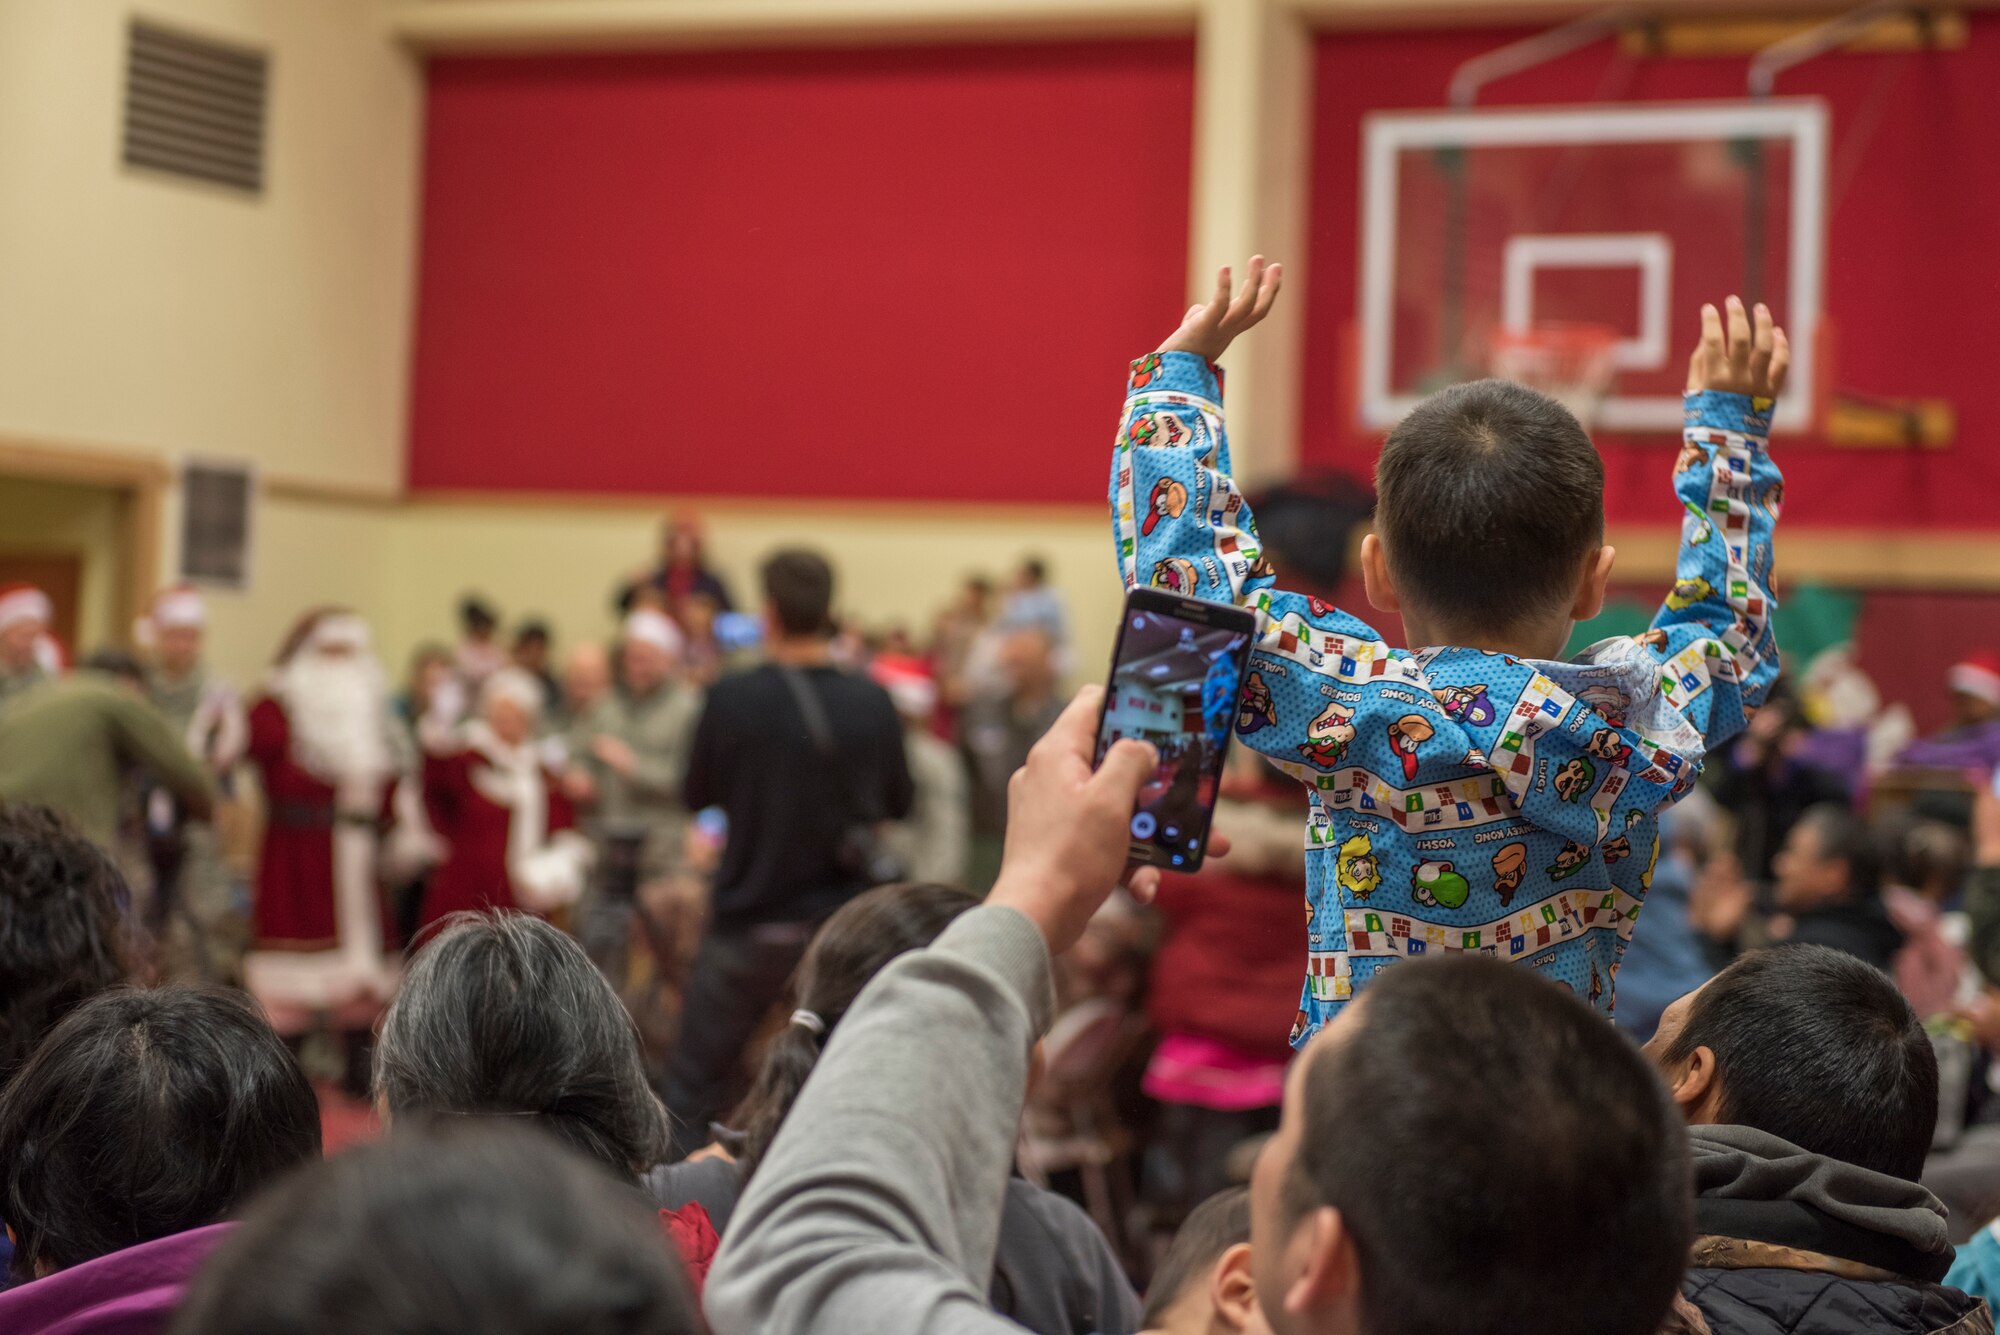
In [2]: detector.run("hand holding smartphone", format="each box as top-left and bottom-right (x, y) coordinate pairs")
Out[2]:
(1094, 587), (1257, 872)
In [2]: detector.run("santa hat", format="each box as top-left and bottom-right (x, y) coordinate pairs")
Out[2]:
(622, 608), (684, 657)
(273, 608), (372, 665)
(135, 584), (207, 647)
(869, 653), (937, 719)
(1949, 653), (2000, 707)
(0, 583), (52, 634)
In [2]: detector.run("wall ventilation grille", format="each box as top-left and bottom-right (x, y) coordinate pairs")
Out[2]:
(122, 21), (267, 193)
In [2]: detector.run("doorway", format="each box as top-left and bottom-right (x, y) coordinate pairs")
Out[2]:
(0, 439), (165, 659)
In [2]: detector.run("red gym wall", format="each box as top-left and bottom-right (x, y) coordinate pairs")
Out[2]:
(407, 42), (1195, 501)
(1300, 16), (2000, 533)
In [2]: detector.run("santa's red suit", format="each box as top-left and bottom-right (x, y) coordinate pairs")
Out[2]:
(241, 613), (399, 1033)
(420, 716), (591, 935)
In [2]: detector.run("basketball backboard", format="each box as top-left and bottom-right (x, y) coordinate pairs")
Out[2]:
(1356, 100), (1827, 432)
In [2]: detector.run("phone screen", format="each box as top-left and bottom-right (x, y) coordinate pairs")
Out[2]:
(1095, 589), (1257, 872)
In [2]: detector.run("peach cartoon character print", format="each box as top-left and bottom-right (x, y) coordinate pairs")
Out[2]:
(1336, 833), (1382, 901)
(1637, 628), (1671, 653)
(1758, 479), (1785, 521)
(1552, 756), (1597, 802)
(1411, 860), (1470, 910)
(1237, 670), (1278, 736)
(1386, 715), (1435, 782)
(1602, 834), (1633, 866)
(1434, 683), (1495, 728)
(1299, 702), (1357, 769)
(1141, 478), (1188, 537)
(1128, 411), (1190, 451)
(1491, 842), (1529, 907)
(1674, 439), (1707, 475)
(1151, 558), (1200, 595)
(1129, 353), (1166, 390)
(1547, 840), (1591, 882)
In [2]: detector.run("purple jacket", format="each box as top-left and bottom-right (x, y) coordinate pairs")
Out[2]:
(0, 1223), (232, 1335)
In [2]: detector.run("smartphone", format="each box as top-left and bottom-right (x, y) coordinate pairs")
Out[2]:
(1095, 586), (1259, 872)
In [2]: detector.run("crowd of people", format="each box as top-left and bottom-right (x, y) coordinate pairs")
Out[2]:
(0, 258), (1996, 1335)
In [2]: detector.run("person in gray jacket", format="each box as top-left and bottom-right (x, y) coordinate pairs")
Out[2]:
(651, 880), (1138, 1334)
(705, 687), (1695, 1335)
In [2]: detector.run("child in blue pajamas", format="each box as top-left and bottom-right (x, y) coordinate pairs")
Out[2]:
(1112, 258), (1789, 1048)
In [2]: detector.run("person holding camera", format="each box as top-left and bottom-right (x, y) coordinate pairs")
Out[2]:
(659, 548), (913, 1159)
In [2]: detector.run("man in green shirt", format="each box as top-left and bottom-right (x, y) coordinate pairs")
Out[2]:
(566, 610), (703, 986)
(140, 586), (248, 982)
(0, 650), (213, 848)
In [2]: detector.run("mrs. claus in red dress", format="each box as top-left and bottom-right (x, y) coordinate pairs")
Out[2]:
(420, 666), (592, 935)
(241, 611), (400, 1034)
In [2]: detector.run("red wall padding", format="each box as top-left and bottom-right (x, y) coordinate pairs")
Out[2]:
(408, 43), (1194, 500)
(1301, 19), (2000, 531)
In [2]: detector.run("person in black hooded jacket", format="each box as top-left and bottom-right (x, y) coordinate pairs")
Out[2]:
(1647, 944), (1990, 1335)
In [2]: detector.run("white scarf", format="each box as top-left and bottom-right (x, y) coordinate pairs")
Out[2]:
(462, 720), (591, 910)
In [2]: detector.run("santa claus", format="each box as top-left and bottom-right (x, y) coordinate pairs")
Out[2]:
(241, 609), (400, 1033)
(419, 666), (592, 935)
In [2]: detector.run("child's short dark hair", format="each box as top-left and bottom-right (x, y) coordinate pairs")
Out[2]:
(1375, 378), (1604, 636)
(1142, 1186), (1251, 1325)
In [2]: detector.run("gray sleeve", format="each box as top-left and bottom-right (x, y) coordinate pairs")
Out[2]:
(705, 906), (1055, 1335)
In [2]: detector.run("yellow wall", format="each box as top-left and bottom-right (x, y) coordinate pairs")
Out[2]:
(0, 0), (422, 683)
(367, 499), (1120, 689)
(0, 477), (129, 650)
(0, 0), (422, 491)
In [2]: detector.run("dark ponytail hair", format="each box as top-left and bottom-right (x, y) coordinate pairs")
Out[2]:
(731, 882), (978, 1181)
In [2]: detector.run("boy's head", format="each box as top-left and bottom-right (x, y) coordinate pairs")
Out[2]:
(1144, 1188), (1267, 1335)
(1364, 379), (1611, 652)
(1647, 944), (1936, 1181)
(1250, 954), (1690, 1335)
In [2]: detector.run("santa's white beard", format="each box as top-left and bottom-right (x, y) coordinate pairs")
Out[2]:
(276, 654), (393, 791)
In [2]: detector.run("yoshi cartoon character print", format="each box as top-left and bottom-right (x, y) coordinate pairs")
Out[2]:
(1110, 352), (1783, 1047)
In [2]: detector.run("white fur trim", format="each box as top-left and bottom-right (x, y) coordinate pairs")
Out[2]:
(463, 720), (592, 910)
(151, 588), (206, 630)
(0, 587), (50, 632)
(244, 805), (397, 1021)
(1949, 662), (2000, 707)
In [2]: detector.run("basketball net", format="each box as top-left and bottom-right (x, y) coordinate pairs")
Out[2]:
(1487, 323), (1620, 429)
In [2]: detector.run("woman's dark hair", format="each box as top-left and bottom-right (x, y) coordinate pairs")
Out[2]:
(0, 984), (321, 1281)
(732, 882), (979, 1179)
(170, 1122), (700, 1335)
(0, 804), (129, 1085)
(374, 911), (670, 1181)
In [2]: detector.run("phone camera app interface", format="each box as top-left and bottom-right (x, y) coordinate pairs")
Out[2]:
(1097, 610), (1251, 857)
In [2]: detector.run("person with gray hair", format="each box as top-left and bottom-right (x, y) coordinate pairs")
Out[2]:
(373, 910), (671, 1182)
(416, 667), (593, 935)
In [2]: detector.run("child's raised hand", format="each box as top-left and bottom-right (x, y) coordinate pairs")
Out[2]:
(1157, 256), (1283, 363)
(1687, 295), (1790, 398)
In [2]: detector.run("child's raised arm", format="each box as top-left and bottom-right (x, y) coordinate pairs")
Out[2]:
(1110, 257), (1393, 780)
(1645, 296), (1789, 751)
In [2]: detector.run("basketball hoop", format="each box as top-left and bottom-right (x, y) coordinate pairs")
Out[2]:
(1488, 323), (1621, 429)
